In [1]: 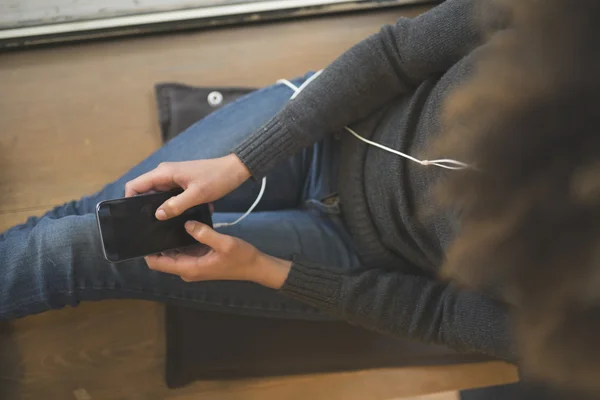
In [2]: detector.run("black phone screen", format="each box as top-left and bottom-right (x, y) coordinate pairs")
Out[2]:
(96, 189), (212, 263)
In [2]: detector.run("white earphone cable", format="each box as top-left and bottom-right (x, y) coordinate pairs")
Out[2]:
(212, 176), (266, 229)
(279, 70), (470, 170)
(214, 70), (468, 229)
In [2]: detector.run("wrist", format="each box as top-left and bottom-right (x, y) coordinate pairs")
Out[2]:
(224, 153), (251, 183)
(253, 254), (292, 289)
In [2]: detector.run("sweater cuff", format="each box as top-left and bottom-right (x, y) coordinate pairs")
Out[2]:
(233, 115), (298, 179)
(279, 257), (344, 315)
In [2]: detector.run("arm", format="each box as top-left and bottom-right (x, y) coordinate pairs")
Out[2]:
(125, 0), (503, 220)
(279, 258), (517, 361)
(234, 0), (497, 178)
(145, 222), (515, 360)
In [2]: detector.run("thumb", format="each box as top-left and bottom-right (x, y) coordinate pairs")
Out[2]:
(156, 185), (203, 220)
(185, 221), (229, 251)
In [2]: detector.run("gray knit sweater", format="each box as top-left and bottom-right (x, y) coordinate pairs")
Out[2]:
(233, 0), (515, 361)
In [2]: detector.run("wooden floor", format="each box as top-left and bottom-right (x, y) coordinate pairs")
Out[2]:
(0, 6), (519, 400)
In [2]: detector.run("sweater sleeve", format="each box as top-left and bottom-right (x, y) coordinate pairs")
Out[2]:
(280, 257), (517, 361)
(233, 0), (494, 178)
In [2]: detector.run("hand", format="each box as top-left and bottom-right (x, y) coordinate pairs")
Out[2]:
(125, 154), (251, 220)
(145, 221), (292, 289)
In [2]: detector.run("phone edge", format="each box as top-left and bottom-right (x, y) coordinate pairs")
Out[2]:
(95, 200), (121, 264)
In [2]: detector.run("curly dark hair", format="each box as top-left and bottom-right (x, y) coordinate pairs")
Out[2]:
(427, 0), (600, 395)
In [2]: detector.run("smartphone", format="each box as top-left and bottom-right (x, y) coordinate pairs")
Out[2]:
(96, 189), (212, 263)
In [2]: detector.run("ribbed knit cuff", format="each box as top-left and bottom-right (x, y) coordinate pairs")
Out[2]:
(279, 257), (344, 315)
(233, 115), (298, 179)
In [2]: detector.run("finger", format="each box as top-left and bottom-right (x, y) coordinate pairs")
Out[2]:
(161, 250), (180, 257)
(145, 253), (194, 276)
(145, 254), (182, 275)
(125, 165), (178, 197)
(185, 221), (234, 253)
(146, 253), (211, 282)
(180, 244), (211, 257)
(156, 184), (203, 220)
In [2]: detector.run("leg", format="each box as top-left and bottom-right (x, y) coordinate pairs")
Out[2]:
(0, 71), (351, 320)
(0, 207), (359, 320)
(1, 73), (315, 238)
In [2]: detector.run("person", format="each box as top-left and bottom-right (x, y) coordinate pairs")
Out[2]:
(5, 0), (598, 396)
(0, 0), (512, 353)
(3, 0), (513, 354)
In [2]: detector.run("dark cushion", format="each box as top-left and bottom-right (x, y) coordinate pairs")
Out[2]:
(154, 82), (491, 389)
(155, 83), (256, 143)
(166, 308), (491, 389)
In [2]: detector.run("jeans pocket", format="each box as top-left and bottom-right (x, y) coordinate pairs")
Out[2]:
(304, 193), (341, 215)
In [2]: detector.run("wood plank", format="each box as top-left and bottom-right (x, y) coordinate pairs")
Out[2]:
(0, 208), (47, 233)
(168, 363), (515, 400)
(1, 301), (168, 400)
(399, 392), (459, 400)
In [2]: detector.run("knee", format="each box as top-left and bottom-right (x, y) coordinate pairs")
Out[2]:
(0, 215), (102, 318)
(33, 214), (100, 257)
(23, 215), (105, 285)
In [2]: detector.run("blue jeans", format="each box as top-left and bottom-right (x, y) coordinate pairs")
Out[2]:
(0, 73), (361, 321)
